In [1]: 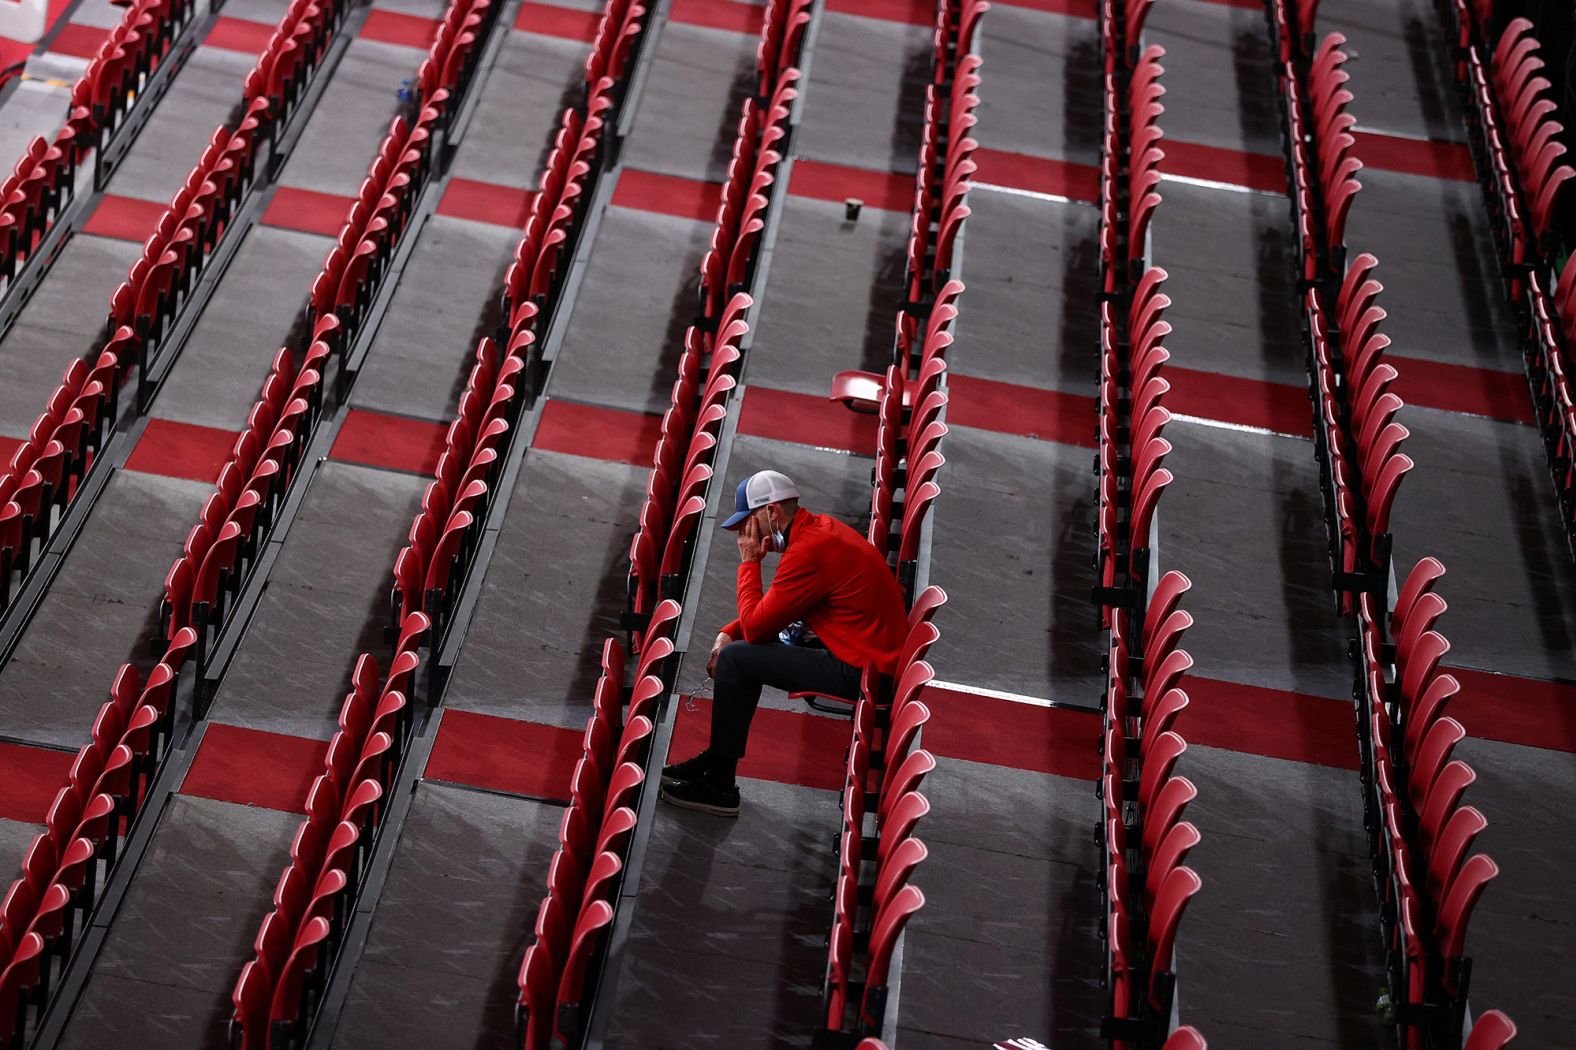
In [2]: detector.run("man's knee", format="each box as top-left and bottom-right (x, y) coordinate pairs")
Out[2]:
(715, 640), (757, 682)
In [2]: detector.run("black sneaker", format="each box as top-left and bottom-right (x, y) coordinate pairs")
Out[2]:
(659, 778), (741, 817)
(661, 750), (712, 786)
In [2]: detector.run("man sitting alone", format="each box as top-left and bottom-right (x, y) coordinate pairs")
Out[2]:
(659, 469), (908, 817)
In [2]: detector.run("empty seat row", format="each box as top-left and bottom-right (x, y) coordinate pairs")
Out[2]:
(516, 607), (677, 1049)
(235, 3), (659, 1046)
(1269, 5), (1514, 1046)
(820, 590), (943, 1040)
(1093, 8), (1203, 1046)
(1270, 26), (1410, 609)
(1354, 563), (1507, 1049)
(0, 0), (356, 620)
(166, 98), (454, 685)
(229, 618), (430, 1048)
(1094, 263), (1170, 623)
(1292, 35), (1362, 278)
(1098, 42), (1163, 294)
(6, 0), (507, 1037)
(0, 626), (198, 1050)
(0, 0), (197, 294)
(625, 0), (810, 626)
(1441, 7), (1576, 549)
(1485, 18), (1573, 248)
(1099, 572), (1202, 1049)
(397, 92), (629, 667)
(0, 0), (442, 1034)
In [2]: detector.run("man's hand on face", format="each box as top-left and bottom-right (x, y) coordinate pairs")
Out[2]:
(707, 631), (733, 678)
(737, 511), (771, 564)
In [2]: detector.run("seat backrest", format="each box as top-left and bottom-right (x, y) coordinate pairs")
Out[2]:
(877, 790), (929, 867)
(1436, 853), (1499, 964)
(1146, 864), (1202, 1006)
(880, 701), (930, 797)
(1144, 820), (1200, 906)
(517, 942), (556, 1050)
(1138, 730), (1187, 817)
(1463, 1009), (1517, 1050)
(595, 806), (638, 860)
(860, 884), (924, 1024)
(1427, 805), (1486, 905)
(552, 899), (614, 1035)
(872, 836), (927, 915)
(878, 749), (935, 827)
(1162, 1026), (1207, 1050)
(580, 850), (623, 909)
(604, 761), (644, 818)
(267, 916), (331, 1026)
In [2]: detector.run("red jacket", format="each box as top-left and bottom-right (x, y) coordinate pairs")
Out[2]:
(722, 508), (908, 675)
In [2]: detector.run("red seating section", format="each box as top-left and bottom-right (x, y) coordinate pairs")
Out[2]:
(1353, 562), (1502, 1050)
(0, 3), (393, 1045)
(1444, 3), (1576, 550)
(515, 3), (816, 1046)
(0, 0), (515, 1044)
(0, 0), (356, 618)
(1272, 24), (1411, 608)
(1093, 7), (1206, 1047)
(1270, 4), (1513, 1046)
(810, 0), (980, 1042)
(0, 0), (198, 298)
(623, 0), (807, 622)
(227, 3), (656, 1047)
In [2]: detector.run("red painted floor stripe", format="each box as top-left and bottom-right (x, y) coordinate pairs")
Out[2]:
(1164, 139), (1286, 195)
(1167, 367), (1308, 436)
(1448, 666), (1576, 754)
(262, 186), (353, 237)
(922, 685), (1101, 778)
(1354, 131), (1476, 183)
(534, 399), (663, 467)
(437, 177), (534, 228)
(611, 169), (723, 221)
(204, 15), (277, 54)
(668, 0), (764, 34)
(672, 698), (848, 791)
(125, 418), (238, 483)
(515, 0), (601, 40)
(329, 408), (448, 475)
(825, 0), (932, 25)
(360, 8), (439, 47)
(975, 148), (1100, 203)
(0, 741), (74, 823)
(1391, 355), (1531, 425)
(948, 374), (1097, 447)
(789, 159), (913, 214)
(49, 23), (109, 59)
(83, 194), (166, 243)
(738, 385), (877, 455)
(1180, 677), (1359, 769)
(181, 724), (328, 812)
(425, 710), (581, 800)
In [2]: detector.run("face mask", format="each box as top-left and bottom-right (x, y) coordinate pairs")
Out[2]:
(764, 510), (786, 553)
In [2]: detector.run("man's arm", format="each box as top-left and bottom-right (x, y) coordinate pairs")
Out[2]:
(732, 553), (825, 642)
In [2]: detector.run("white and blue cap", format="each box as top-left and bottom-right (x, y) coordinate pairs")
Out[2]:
(721, 470), (799, 530)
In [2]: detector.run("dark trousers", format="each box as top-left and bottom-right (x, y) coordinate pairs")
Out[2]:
(709, 641), (862, 759)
